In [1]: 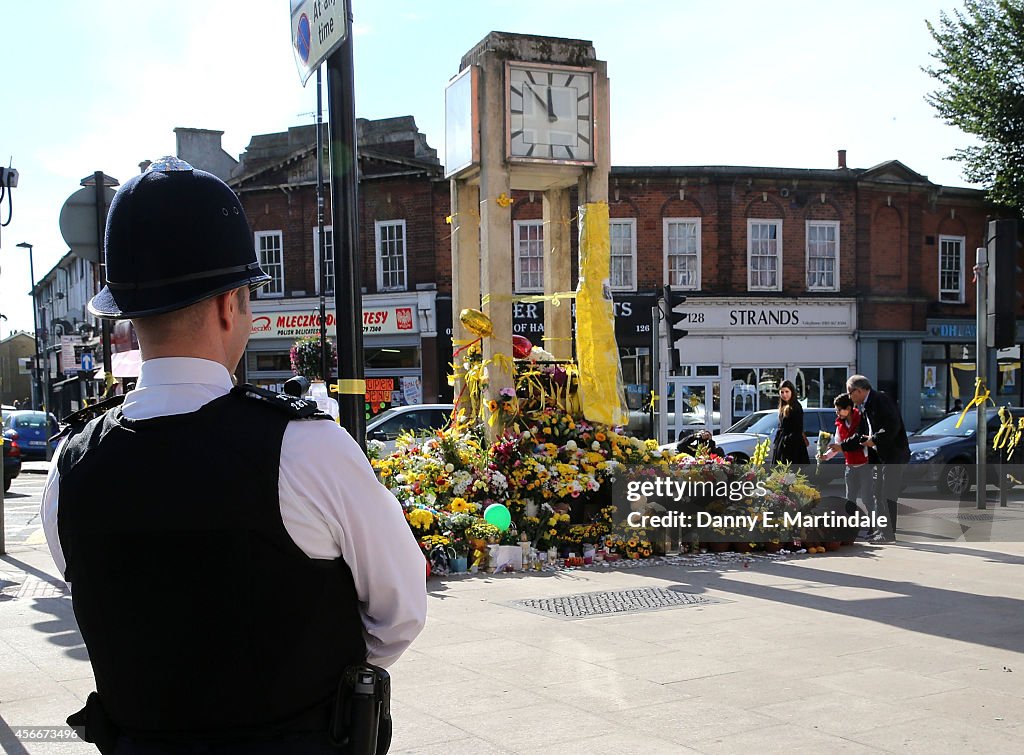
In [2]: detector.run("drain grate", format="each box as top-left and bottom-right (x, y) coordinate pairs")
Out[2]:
(15, 577), (68, 600)
(508, 587), (722, 620)
(946, 512), (1020, 522)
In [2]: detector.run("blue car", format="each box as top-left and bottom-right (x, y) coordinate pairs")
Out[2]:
(906, 407), (1024, 496)
(2, 410), (60, 462)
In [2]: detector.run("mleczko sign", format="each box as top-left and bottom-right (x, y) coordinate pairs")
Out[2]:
(250, 306), (418, 339)
(679, 299), (855, 333)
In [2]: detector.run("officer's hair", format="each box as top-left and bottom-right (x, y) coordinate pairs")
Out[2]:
(133, 288), (248, 342)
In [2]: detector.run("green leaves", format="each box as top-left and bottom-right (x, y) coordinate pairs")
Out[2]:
(925, 0), (1024, 211)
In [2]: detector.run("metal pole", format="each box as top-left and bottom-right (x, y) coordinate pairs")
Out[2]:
(26, 245), (42, 411)
(651, 305), (660, 444)
(316, 66), (330, 387)
(976, 245), (988, 510)
(326, 3), (366, 447)
(94, 171), (113, 382)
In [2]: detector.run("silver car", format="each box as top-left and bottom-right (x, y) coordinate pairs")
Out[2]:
(366, 403), (455, 453)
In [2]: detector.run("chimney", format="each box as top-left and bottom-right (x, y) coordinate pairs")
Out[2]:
(837, 149), (847, 169)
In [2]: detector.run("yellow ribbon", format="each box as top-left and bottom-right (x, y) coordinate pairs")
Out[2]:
(955, 377), (993, 428)
(330, 379), (367, 395)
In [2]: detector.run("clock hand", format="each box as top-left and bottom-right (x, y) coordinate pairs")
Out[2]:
(528, 85), (548, 113)
(546, 86), (557, 122)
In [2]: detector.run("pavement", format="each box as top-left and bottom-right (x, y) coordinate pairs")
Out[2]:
(2, 466), (1024, 753)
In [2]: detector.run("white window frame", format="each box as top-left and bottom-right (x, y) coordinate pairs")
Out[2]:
(747, 219), (782, 292)
(805, 220), (840, 291)
(938, 234), (966, 304)
(255, 231), (284, 298)
(609, 218), (637, 291)
(375, 219), (407, 292)
(313, 225), (335, 295)
(514, 219), (545, 293)
(663, 218), (701, 290)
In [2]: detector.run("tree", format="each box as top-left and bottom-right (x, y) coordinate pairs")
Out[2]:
(925, 0), (1024, 212)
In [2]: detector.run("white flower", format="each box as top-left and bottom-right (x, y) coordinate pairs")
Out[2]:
(565, 440), (578, 452)
(591, 441), (601, 451)
(445, 463), (455, 473)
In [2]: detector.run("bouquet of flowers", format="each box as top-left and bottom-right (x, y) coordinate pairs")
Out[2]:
(815, 430), (836, 472)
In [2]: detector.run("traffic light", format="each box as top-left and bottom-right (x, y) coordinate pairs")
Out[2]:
(987, 219), (1021, 349)
(663, 284), (688, 374)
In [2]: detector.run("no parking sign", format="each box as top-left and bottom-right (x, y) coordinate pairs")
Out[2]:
(291, 0), (349, 85)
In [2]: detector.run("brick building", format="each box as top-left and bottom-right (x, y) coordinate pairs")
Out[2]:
(202, 117), (1014, 432)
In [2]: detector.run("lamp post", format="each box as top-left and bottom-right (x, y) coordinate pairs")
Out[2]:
(15, 242), (42, 411)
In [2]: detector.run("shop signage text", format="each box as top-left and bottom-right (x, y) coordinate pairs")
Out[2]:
(250, 305), (418, 339)
(679, 300), (855, 332)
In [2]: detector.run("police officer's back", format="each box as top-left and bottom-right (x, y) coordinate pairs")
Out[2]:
(40, 159), (426, 753)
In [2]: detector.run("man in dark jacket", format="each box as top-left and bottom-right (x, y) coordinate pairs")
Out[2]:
(843, 375), (910, 541)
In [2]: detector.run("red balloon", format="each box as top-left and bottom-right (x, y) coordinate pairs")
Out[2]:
(512, 335), (534, 359)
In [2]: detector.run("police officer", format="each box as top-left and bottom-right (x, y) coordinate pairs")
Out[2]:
(40, 158), (426, 753)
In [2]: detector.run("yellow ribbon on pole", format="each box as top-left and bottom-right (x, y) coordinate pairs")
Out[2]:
(955, 377), (993, 428)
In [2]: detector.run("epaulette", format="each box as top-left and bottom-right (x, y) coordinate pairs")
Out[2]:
(232, 383), (329, 419)
(54, 394), (126, 442)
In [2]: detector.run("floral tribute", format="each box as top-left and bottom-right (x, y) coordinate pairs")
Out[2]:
(372, 345), (834, 572)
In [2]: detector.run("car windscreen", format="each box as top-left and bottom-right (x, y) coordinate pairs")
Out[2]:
(724, 412), (778, 434)
(913, 412), (980, 437)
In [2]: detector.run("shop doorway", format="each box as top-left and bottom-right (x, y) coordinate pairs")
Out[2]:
(662, 377), (721, 445)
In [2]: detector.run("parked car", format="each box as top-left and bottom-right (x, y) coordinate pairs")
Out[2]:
(3, 431), (22, 491)
(906, 407), (1024, 496)
(701, 408), (846, 482)
(366, 403), (456, 454)
(2, 410), (60, 461)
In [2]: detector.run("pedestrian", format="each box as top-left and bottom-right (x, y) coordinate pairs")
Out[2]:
(40, 158), (426, 754)
(675, 428), (724, 457)
(827, 393), (877, 537)
(842, 374), (910, 542)
(771, 379), (810, 465)
(951, 398), (964, 414)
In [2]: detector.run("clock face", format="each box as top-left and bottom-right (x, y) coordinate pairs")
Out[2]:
(507, 64), (593, 163)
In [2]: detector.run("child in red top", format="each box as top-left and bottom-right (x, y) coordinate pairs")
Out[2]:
(829, 394), (875, 533)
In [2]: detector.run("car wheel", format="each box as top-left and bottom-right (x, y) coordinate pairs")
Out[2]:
(938, 461), (971, 497)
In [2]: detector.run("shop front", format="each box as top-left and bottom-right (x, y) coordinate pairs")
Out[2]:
(672, 298), (858, 432)
(246, 292), (436, 420)
(920, 318), (1023, 424)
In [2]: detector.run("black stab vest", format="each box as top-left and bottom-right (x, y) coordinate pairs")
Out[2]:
(56, 389), (366, 743)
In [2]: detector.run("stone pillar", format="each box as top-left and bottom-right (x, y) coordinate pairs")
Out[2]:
(450, 179), (481, 414)
(543, 188), (572, 359)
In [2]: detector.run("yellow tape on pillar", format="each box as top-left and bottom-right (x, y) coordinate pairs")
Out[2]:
(575, 201), (628, 427)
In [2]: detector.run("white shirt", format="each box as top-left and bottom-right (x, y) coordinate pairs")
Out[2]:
(41, 357), (426, 668)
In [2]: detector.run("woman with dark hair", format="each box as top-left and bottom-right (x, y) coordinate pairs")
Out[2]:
(772, 379), (810, 465)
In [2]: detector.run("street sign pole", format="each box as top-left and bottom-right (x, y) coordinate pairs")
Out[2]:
(326, 5), (366, 447)
(93, 171), (113, 380)
(976, 245), (988, 511)
(316, 66), (331, 387)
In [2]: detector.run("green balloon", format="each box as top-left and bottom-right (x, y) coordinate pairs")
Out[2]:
(484, 503), (512, 531)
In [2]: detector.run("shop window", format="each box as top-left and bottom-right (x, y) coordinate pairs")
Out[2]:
(996, 345), (1021, 402)
(939, 235), (965, 303)
(610, 219), (637, 291)
(365, 347), (421, 370)
(255, 231), (284, 297)
(795, 366), (847, 408)
(806, 221), (839, 291)
(246, 351), (292, 372)
(514, 220), (544, 292)
(747, 220), (782, 291)
(375, 220), (407, 292)
(730, 366), (784, 418)
(921, 360), (948, 421)
(664, 218), (701, 290)
(313, 225), (335, 295)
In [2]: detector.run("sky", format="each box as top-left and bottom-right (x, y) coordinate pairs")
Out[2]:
(0, 0), (977, 338)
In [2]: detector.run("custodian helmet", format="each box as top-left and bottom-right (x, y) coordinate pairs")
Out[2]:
(88, 157), (271, 319)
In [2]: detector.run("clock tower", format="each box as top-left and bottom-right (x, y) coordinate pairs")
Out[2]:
(445, 32), (613, 431)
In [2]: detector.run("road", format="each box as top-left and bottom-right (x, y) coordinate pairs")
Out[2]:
(2, 467), (47, 549)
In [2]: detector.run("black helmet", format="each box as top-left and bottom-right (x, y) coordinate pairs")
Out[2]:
(88, 157), (271, 319)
